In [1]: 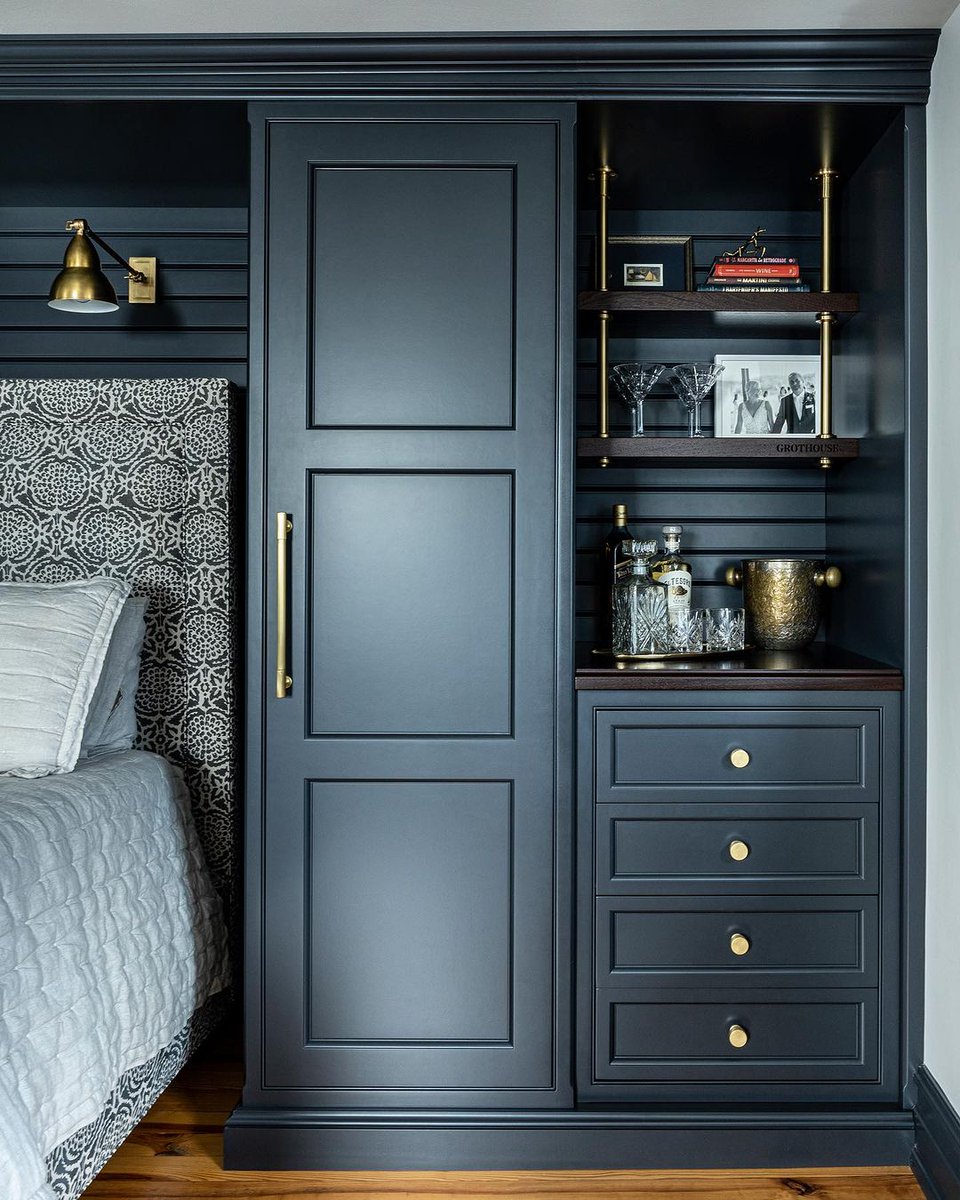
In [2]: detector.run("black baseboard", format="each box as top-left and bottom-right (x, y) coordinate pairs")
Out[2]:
(913, 1066), (960, 1200)
(224, 1107), (913, 1170)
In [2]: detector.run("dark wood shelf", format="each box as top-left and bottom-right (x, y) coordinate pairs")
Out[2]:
(575, 643), (902, 692)
(578, 289), (859, 319)
(577, 436), (859, 465)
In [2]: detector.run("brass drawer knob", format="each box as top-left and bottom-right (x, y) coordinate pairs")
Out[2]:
(730, 748), (751, 769)
(728, 839), (750, 861)
(730, 932), (751, 956)
(728, 1023), (749, 1049)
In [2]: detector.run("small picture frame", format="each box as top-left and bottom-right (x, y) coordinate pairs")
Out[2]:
(713, 354), (821, 437)
(604, 235), (694, 291)
(624, 262), (663, 287)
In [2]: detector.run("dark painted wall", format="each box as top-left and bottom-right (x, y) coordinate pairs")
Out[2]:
(828, 114), (908, 669)
(0, 102), (248, 388)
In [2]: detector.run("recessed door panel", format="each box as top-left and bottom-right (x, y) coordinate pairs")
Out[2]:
(308, 471), (513, 736)
(311, 166), (514, 429)
(307, 781), (512, 1044)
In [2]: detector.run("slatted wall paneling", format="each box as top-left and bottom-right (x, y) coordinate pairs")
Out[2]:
(0, 207), (247, 387)
(576, 209), (827, 645)
(0, 103), (248, 390)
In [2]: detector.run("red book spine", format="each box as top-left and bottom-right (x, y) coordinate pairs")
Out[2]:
(713, 263), (801, 278)
(707, 276), (805, 285)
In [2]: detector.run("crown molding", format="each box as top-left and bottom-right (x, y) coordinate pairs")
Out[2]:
(0, 30), (940, 101)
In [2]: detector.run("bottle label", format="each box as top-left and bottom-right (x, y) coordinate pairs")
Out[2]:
(659, 568), (692, 620)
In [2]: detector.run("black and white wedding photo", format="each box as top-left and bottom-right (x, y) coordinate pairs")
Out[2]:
(713, 353), (821, 437)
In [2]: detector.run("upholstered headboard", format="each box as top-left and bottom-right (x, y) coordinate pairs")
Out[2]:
(0, 378), (238, 918)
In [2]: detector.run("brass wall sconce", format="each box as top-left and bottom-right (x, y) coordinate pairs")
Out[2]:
(48, 218), (157, 313)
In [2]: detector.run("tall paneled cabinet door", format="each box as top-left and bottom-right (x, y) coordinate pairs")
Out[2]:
(242, 104), (575, 1110)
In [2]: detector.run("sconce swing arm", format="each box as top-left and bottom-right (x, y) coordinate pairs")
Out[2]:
(65, 218), (147, 284)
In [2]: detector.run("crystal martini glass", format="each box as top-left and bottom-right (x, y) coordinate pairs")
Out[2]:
(670, 361), (725, 438)
(610, 362), (667, 437)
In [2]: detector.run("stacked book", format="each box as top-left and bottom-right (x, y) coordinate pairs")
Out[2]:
(698, 255), (810, 293)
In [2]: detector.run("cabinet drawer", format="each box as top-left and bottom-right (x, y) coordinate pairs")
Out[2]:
(596, 896), (877, 988)
(596, 803), (878, 894)
(594, 987), (879, 1084)
(595, 707), (880, 802)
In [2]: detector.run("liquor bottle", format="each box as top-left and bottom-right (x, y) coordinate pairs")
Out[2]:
(595, 503), (633, 651)
(651, 524), (693, 625)
(613, 540), (670, 656)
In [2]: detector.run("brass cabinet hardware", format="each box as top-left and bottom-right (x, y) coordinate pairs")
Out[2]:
(728, 1023), (749, 1049)
(728, 839), (751, 861)
(730, 748), (751, 769)
(730, 932), (751, 956)
(725, 565), (742, 587)
(275, 512), (293, 699)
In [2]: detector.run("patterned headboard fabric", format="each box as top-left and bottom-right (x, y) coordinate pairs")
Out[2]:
(0, 378), (237, 918)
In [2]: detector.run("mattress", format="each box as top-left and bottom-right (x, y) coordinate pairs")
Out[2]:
(0, 750), (229, 1200)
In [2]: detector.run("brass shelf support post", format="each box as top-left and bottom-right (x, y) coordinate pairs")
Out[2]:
(593, 164), (617, 468)
(816, 167), (839, 468)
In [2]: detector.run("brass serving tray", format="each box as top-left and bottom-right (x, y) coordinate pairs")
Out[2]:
(591, 645), (754, 662)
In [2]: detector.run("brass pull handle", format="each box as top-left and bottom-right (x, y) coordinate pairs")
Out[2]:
(725, 565), (743, 587)
(728, 839), (750, 862)
(275, 512), (293, 699)
(814, 564), (842, 588)
(730, 748), (751, 769)
(730, 933), (751, 956)
(728, 1023), (749, 1049)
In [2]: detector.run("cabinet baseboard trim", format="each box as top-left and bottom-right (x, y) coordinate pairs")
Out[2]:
(912, 1066), (960, 1200)
(224, 1107), (913, 1170)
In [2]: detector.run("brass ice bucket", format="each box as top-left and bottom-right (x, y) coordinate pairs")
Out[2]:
(724, 558), (842, 650)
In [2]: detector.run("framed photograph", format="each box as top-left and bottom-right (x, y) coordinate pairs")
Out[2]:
(624, 262), (663, 287)
(604, 235), (694, 291)
(713, 354), (821, 438)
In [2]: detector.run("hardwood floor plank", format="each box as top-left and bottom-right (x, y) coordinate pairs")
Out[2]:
(85, 1166), (926, 1200)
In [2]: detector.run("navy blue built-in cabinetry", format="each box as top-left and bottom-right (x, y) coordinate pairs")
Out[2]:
(0, 25), (932, 1176)
(223, 34), (931, 1171)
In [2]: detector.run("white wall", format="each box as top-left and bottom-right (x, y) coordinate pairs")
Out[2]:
(926, 4), (960, 1111)
(0, 0), (956, 35)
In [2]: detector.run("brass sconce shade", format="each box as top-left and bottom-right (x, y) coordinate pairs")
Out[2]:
(48, 224), (119, 312)
(48, 219), (156, 313)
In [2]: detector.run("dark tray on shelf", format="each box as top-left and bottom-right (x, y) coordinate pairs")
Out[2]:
(575, 642), (903, 691)
(576, 436), (859, 465)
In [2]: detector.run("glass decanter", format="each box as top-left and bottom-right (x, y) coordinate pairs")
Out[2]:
(612, 539), (671, 656)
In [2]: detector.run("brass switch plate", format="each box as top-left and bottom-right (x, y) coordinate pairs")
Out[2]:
(127, 256), (157, 304)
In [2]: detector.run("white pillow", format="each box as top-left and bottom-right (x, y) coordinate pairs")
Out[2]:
(0, 577), (130, 778)
(81, 596), (147, 758)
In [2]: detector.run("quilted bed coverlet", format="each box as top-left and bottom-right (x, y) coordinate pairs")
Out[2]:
(0, 750), (229, 1198)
